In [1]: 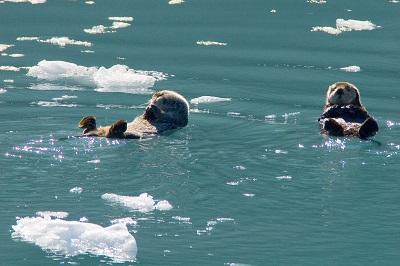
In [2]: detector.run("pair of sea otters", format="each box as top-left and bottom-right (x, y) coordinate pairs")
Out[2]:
(79, 82), (379, 139)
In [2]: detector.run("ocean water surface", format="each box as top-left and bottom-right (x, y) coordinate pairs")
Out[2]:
(1, 0), (400, 265)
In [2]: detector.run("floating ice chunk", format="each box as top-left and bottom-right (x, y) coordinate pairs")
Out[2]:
(108, 16), (134, 22)
(307, 0), (326, 3)
(87, 159), (100, 163)
(111, 21), (131, 29)
(69, 187), (83, 194)
(81, 49), (95, 53)
(8, 53), (24, 57)
(111, 218), (137, 225)
(0, 44), (13, 52)
(196, 40), (227, 46)
(311, 26), (342, 35)
(275, 175), (292, 180)
(0, 89), (7, 94)
(84, 25), (107, 34)
(270, 9), (277, 13)
(12, 216), (137, 262)
(243, 193), (255, 197)
(16, 36), (39, 41)
(4, 79), (14, 83)
(85, 1), (95, 4)
(38, 37), (92, 47)
(1, 0), (46, 4)
(190, 96), (231, 104)
(79, 217), (89, 222)
(102, 193), (173, 212)
(51, 95), (77, 101)
(27, 60), (166, 93)
(340, 65), (361, 72)
(168, 0), (184, 4)
(0, 66), (20, 71)
(312, 19), (379, 35)
(172, 216), (191, 223)
(36, 211), (69, 219)
(34, 101), (78, 108)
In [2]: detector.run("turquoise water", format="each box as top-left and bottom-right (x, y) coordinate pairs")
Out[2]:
(1, 0), (400, 265)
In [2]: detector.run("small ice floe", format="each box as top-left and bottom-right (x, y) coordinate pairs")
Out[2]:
(36, 211), (69, 219)
(0, 66), (20, 71)
(340, 65), (361, 73)
(389, 0), (399, 3)
(8, 53), (24, 57)
(190, 96), (231, 105)
(274, 149), (288, 154)
(386, 120), (400, 128)
(0, 44), (13, 52)
(307, 0), (327, 4)
(87, 159), (100, 164)
(196, 40), (227, 46)
(0, 89), (6, 94)
(311, 19), (379, 35)
(81, 49), (95, 53)
(84, 17), (133, 34)
(169, 0), (184, 5)
(275, 175), (292, 180)
(4, 79), (14, 83)
(79, 217), (89, 222)
(69, 187), (83, 194)
(243, 193), (255, 197)
(233, 165), (246, 170)
(102, 193), (173, 212)
(1, 0), (46, 4)
(33, 101), (78, 108)
(85, 1), (95, 4)
(270, 9), (277, 13)
(17, 36), (91, 47)
(197, 218), (235, 235)
(109, 17), (134, 22)
(27, 60), (166, 94)
(12, 215), (137, 262)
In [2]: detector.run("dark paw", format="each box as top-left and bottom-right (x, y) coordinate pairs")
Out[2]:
(79, 116), (97, 134)
(359, 118), (379, 139)
(323, 119), (344, 136)
(107, 120), (127, 138)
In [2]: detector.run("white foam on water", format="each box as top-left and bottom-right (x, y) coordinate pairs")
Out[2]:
(340, 65), (361, 72)
(108, 16), (134, 22)
(69, 187), (83, 194)
(29, 83), (84, 91)
(34, 101), (78, 108)
(243, 193), (255, 197)
(196, 40), (227, 46)
(307, 0), (326, 3)
(312, 19), (379, 35)
(102, 193), (173, 212)
(190, 96), (231, 104)
(0, 89), (7, 94)
(36, 211), (69, 219)
(110, 218), (137, 226)
(12, 216), (137, 262)
(81, 49), (95, 53)
(85, 1), (95, 4)
(4, 79), (14, 83)
(87, 159), (100, 164)
(52, 95), (77, 101)
(0, 66), (20, 71)
(172, 216), (191, 224)
(1, 0), (46, 4)
(275, 175), (292, 180)
(28, 60), (166, 94)
(168, 0), (184, 5)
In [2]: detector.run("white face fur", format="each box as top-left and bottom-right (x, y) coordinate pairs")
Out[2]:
(327, 83), (359, 105)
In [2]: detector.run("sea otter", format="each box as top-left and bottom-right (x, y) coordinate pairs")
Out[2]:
(79, 90), (189, 139)
(318, 82), (378, 139)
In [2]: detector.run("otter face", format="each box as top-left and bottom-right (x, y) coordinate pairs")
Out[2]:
(79, 116), (97, 134)
(326, 82), (361, 106)
(143, 90), (189, 127)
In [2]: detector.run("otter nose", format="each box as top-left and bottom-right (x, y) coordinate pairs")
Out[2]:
(337, 89), (343, 95)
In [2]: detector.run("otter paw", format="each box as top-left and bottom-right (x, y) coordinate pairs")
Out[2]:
(107, 120), (127, 138)
(359, 118), (379, 139)
(324, 119), (344, 136)
(79, 116), (97, 134)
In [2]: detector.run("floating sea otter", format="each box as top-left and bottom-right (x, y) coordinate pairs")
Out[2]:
(79, 90), (189, 139)
(318, 82), (379, 139)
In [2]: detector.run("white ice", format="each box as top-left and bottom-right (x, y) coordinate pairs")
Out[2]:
(190, 96), (231, 104)
(102, 193), (173, 212)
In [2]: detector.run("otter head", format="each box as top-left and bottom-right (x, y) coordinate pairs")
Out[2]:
(143, 90), (189, 127)
(79, 116), (97, 134)
(326, 82), (361, 106)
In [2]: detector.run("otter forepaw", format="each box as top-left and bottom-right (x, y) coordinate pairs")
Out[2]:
(324, 118), (345, 136)
(107, 119), (128, 138)
(359, 118), (379, 139)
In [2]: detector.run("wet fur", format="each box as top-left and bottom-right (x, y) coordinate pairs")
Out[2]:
(319, 82), (378, 139)
(78, 90), (189, 139)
